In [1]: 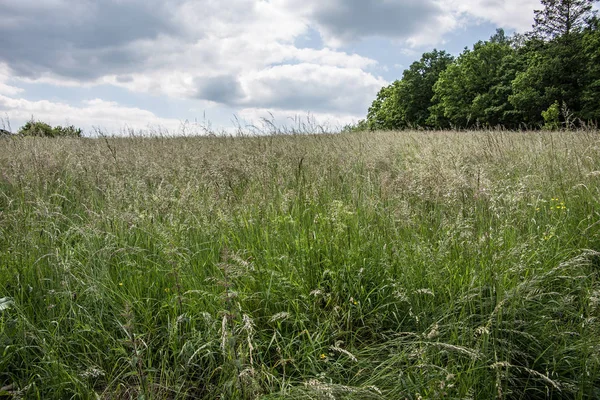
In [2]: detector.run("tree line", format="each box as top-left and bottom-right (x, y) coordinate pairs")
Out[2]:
(1, 120), (82, 138)
(357, 0), (600, 131)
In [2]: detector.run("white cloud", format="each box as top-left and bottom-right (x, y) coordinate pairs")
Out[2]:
(0, 64), (23, 96)
(0, 95), (185, 134)
(97, 39), (379, 101)
(240, 63), (387, 114)
(444, 0), (540, 32)
(0, 0), (548, 131)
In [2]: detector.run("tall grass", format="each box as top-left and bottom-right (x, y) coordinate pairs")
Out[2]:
(1, 130), (600, 399)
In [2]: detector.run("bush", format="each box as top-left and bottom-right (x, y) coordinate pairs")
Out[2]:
(19, 121), (82, 138)
(53, 125), (83, 137)
(541, 101), (561, 130)
(19, 121), (54, 137)
(341, 119), (371, 133)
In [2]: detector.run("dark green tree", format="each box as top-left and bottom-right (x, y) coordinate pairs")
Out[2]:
(510, 29), (590, 126)
(532, 0), (598, 39)
(53, 125), (83, 137)
(509, 1), (598, 126)
(19, 121), (55, 137)
(580, 18), (600, 121)
(361, 1), (600, 131)
(19, 120), (82, 137)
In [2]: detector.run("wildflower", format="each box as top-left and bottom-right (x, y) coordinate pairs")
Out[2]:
(118, 282), (124, 286)
(319, 353), (327, 360)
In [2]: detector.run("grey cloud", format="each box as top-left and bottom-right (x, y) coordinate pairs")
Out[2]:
(308, 0), (444, 42)
(116, 75), (135, 83)
(194, 76), (245, 104)
(242, 68), (380, 115)
(0, 0), (186, 80)
(196, 70), (359, 113)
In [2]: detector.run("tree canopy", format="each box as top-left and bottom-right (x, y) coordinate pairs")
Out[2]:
(366, 50), (453, 130)
(18, 120), (82, 137)
(533, 0), (597, 38)
(359, 0), (600, 131)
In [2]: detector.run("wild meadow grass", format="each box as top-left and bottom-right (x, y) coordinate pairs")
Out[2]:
(1, 130), (600, 399)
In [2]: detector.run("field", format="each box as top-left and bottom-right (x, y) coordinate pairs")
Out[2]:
(1, 130), (600, 399)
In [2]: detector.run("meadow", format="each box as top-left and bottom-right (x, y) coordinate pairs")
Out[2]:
(1, 130), (599, 399)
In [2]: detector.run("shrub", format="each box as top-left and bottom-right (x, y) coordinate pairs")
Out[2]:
(541, 101), (561, 130)
(341, 119), (371, 133)
(53, 125), (83, 137)
(19, 121), (55, 137)
(18, 120), (82, 137)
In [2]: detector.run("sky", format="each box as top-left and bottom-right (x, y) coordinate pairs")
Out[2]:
(0, 0), (544, 135)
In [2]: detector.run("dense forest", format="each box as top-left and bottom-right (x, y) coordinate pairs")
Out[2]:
(358, 0), (600, 130)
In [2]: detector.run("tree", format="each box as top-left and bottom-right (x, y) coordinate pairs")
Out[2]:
(53, 125), (83, 137)
(360, 2), (600, 131)
(509, 2), (598, 126)
(366, 50), (453, 130)
(510, 28), (589, 126)
(532, 0), (598, 39)
(19, 121), (55, 137)
(19, 120), (82, 137)
(580, 18), (600, 121)
(428, 31), (519, 128)
(366, 80), (405, 130)
(395, 50), (454, 128)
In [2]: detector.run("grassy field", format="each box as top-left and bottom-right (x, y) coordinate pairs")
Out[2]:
(1, 130), (600, 399)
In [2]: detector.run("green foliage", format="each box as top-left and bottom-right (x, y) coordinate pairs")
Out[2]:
(366, 80), (405, 130)
(363, 3), (600, 130)
(18, 120), (55, 137)
(429, 32), (518, 128)
(53, 125), (83, 137)
(395, 50), (454, 128)
(542, 100), (561, 129)
(510, 32), (589, 127)
(341, 119), (370, 133)
(533, 0), (597, 39)
(581, 19), (600, 121)
(1, 132), (600, 398)
(19, 120), (82, 137)
(366, 50), (453, 130)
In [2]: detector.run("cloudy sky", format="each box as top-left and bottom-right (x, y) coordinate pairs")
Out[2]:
(0, 0), (543, 135)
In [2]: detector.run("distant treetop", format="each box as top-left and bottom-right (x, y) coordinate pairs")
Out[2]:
(18, 120), (83, 138)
